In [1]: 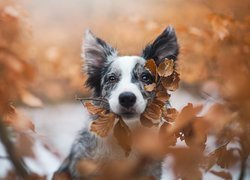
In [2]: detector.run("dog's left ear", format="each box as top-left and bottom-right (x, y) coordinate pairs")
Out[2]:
(142, 26), (179, 64)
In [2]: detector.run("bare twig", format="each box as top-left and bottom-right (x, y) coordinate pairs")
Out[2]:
(239, 155), (247, 180)
(0, 155), (9, 159)
(0, 117), (29, 178)
(75, 96), (108, 104)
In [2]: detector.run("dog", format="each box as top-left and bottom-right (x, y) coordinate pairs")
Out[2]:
(54, 26), (179, 179)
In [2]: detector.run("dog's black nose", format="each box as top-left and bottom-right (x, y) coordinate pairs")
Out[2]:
(119, 92), (136, 108)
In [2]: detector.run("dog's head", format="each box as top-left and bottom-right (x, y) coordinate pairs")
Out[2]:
(83, 26), (179, 119)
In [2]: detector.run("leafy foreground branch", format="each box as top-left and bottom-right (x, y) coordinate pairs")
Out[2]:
(0, 117), (30, 178)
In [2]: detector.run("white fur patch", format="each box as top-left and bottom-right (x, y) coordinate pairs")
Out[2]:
(108, 56), (147, 118)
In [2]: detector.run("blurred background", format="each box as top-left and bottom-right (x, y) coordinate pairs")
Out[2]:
(16, 0), (249, 102)
(0, 0), (249, 179)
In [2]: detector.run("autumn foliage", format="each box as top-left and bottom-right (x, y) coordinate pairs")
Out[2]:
(0, 0), (249, 179)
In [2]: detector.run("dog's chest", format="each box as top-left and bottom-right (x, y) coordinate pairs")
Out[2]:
(91, 119), (140, 160)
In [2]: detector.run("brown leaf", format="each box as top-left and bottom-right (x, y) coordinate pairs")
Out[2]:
(203, 104), (233, 133)
(114, 118), (132, 156)
(145, 59), (157, 77)
(162, 108), (178, 122)
(53, 172), (70, 180)
(133, 128), (164, 157)
(154, 99), (166, 108)
(155, 90), (170, 103)
(20, 90), (43, 108)
(161, 71), (180, 91)
(182, 117), (207, 149)
(141, 103), (162, 123)
(90, 113), (116, 137)
(144, 83), (156, 92)
(84, 102), (106, 115)
(170, 103), (203, 133)
(159, 122), (177, 147)
(140, 114), (155, 128)
(157, 59), (174, 77)
(3, 105), (35, 131)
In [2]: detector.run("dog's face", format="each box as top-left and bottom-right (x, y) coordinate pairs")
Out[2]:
(83, 27), (179, 119)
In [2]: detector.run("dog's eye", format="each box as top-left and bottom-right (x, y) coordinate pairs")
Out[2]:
(141, 73), (153, 84)
(108, 75), (117, 82)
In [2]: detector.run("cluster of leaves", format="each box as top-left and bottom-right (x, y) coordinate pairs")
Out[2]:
(0, 1), (46, 179)
(83, 58), (180, 155)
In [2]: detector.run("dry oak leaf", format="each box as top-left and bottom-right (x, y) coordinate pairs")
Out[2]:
(20, 90), (43, 108)
(90, 113), (116, 137)
(3, 105), (35, 131)
(156, 90), (170, 103)
(84, 102), (106, 115)
(140, 114), (155, 128)
(182, 117), (207, 149)
(159, 122), (177, 147)
(145, 59), (157, 78)
(144, 103), (162, 121)
(157, 59), (174, 77)
(169, 103), (203, 133)
(144, 83), (156, 92)
(162, 108), (178, 122)
(114, 117), (132, 156)
(161, 71), (180, 91)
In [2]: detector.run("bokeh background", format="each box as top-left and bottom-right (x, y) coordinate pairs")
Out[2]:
(0, 0), (249, 179)
(17, 0), (249, 102)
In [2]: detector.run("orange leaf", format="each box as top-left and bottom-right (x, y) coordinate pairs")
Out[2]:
(114, 118), (132, 156)
(90, 113), (116, 137)
(145, 59), (157, 77)
(3, 105), (35, 131)
(159, 122), (177, 147)
(170, 103), (203, 133)
(20, 90), (43, 108)
(140, 114), (155, 128)
(144, 83), (156, 92)
(156, 90), (170, 103)
(161, 71), (180, 91)
(157, 59), (174, 77)
(162, 108), (178, 122)
(142, 103), (162, 122)
(84, 102), (106, 115)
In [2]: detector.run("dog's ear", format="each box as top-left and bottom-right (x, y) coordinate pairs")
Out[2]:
(83, 30), (117, 74)
(82, 30), (117, 96)
(142, 26), (179, 65)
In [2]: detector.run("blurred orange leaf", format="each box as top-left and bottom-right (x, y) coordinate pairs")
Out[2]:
(114, 118), (132, 156)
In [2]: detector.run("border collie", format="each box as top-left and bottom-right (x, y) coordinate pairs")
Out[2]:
(54, 26), (179, 179)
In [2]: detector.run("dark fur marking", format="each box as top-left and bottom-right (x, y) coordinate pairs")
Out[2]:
(142, 26), (179, 65)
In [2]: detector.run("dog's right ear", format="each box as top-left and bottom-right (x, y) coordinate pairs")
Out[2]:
(82, 30), (117, 96)
(82, 30), (117, 75)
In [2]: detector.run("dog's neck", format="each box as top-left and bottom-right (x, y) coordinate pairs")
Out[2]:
(122, 116), (141, 130)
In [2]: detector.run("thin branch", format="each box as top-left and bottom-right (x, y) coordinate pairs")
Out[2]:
(0, 155), (9, 159)
(75, 96), (108, 104)
(0, 117), (29, 178)
(239, 155), (247, 180)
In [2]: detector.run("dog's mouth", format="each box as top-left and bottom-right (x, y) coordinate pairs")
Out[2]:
(119, 107), (138, 119)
